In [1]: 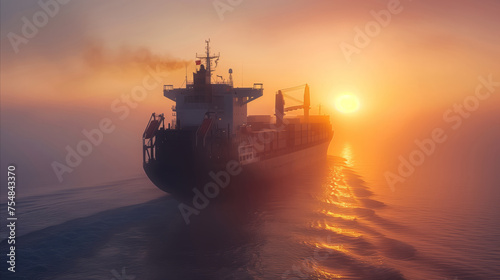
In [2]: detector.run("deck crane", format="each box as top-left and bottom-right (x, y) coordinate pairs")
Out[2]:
(275, 84), (310, 126)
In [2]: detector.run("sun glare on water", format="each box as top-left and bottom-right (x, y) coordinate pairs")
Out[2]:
(335, 94), (360, 114)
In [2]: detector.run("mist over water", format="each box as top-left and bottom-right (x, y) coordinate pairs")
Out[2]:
(2, 122), (499, 279)
(0, 40), (191, 191)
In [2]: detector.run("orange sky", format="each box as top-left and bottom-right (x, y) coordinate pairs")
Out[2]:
(1, 0), (499, 188)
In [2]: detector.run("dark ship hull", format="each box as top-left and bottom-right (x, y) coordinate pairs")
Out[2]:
(144, 131), (332, 196)
(144, 117), (333, 196)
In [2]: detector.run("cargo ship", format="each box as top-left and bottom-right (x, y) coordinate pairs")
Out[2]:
(143, 40), (333, 196)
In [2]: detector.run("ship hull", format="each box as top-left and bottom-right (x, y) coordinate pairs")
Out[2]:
(243, 141), (330, 177)
(143, 140), (331, 197)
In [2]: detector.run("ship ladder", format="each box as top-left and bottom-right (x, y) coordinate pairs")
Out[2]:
(143, 113), (165, 164)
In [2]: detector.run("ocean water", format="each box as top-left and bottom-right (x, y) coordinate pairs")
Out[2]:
(1, 142), (499, 280)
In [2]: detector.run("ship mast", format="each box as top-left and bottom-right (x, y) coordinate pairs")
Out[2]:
(196, 39), (219, 84)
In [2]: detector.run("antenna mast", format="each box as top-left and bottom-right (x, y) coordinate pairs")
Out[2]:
(196, 39), (219, 84)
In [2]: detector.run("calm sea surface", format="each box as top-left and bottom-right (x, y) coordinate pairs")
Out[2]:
(1, 141), (499, 279)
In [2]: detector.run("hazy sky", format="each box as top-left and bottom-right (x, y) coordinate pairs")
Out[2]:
(1, 0), (499, 190)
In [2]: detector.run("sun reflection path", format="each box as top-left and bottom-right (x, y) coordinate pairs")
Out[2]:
(341, 142), (354, 167)
(322, 210), (357, 221)
(312, 220), (362, 238)
(302, 143), (395, 278)
(315, 143), (364, 242)
(320, 144), (358, 212)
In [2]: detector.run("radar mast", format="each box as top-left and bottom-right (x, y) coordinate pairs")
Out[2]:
(196, 39), (220, 84)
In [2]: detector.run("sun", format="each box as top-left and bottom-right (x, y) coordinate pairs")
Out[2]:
(335, 94), (360, 113)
